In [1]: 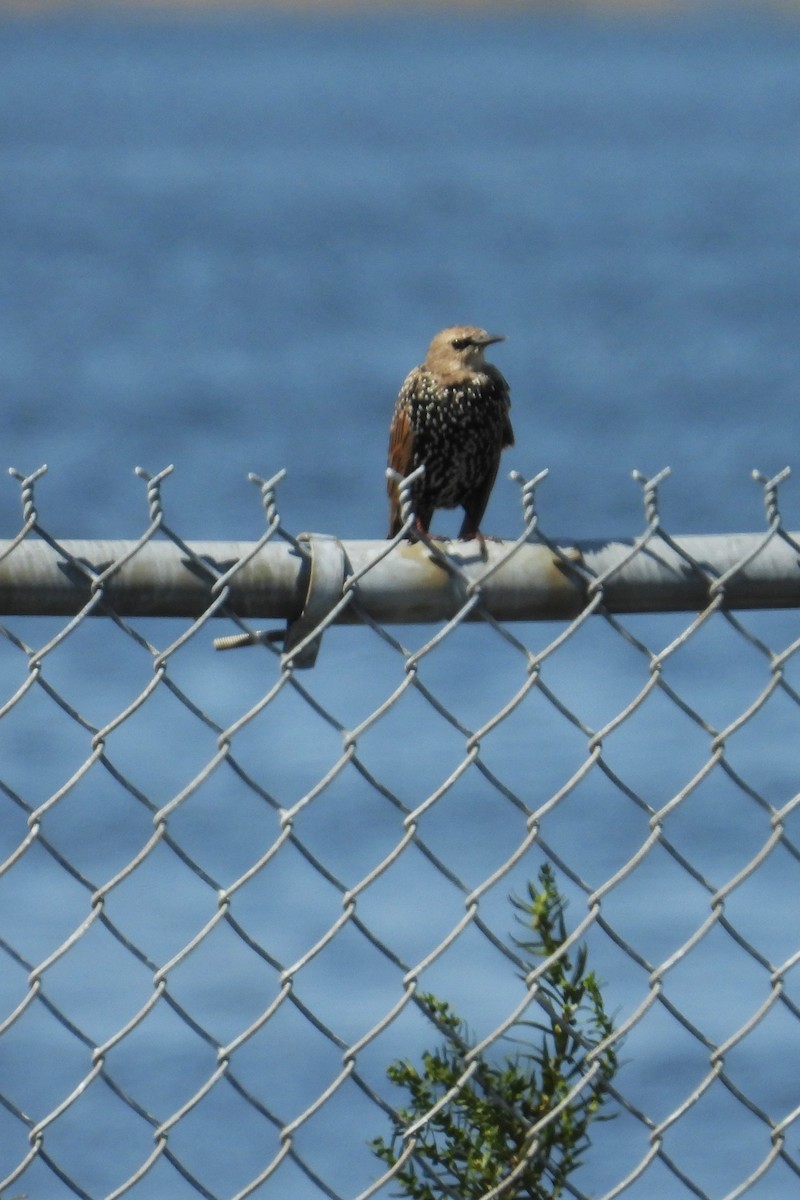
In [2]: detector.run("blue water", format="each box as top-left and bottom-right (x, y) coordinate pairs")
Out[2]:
(2, 5), (800, 1199)
(3, 4), (800, 540)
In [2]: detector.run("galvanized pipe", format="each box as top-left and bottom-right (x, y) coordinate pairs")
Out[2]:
(0, 532), (797, 622)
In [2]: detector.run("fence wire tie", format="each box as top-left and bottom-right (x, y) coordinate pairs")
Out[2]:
(247, 468), (309, 558)
(510, 466), (549, 531)
(632, 465), (672, 529)
(250, 466), (285, 515)
(214, 533), (347, 668)
(9, 464), (48, 529)
(752, 466), (791, 529)
(386, 464), (426, 544)
(134, 464), (175, 526)
(509, 468), (587, 601)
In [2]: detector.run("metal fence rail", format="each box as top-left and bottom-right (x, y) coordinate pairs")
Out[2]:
(1, 462), (799, 1200)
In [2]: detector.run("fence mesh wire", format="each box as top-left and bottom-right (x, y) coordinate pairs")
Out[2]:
(1, 462), (800, 1200)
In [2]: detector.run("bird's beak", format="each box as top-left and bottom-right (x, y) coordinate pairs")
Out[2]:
(479, 333), (506, 347)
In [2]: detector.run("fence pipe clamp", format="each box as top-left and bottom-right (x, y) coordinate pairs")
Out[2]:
(213, 534), (347, 665)
(280, 534), (347, 668)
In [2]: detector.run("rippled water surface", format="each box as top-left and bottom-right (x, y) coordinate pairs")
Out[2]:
(2, 6), (800, 1198)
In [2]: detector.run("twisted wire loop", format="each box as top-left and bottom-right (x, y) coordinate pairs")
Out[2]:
(0, 464), (799, 1200)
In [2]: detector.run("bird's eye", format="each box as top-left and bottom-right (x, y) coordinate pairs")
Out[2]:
(451, 337), (470, 351)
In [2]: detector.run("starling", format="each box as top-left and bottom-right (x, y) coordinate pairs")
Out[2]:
(387, 325), (514, 540)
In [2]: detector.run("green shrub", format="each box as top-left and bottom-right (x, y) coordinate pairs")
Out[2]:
(371, 864), (618, 1199)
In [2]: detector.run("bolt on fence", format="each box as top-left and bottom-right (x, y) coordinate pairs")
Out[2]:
(1, 461), (799, 1200)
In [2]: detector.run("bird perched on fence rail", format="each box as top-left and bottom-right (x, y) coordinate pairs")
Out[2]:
(387, 325), (514, 542)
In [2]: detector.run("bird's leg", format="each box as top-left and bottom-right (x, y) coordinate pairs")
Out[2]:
(400, 514), (430, 543)
(458, 505), (492, 557)
(405, 504), (434, 541)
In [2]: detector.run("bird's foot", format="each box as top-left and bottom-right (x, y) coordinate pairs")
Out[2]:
(457, 530), (490, 559)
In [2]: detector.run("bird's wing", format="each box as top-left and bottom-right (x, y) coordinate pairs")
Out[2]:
(386, 397), (416, 535)
(493, 369), (515, 448)
(387, 401), (415, 483)
(482, 366), (514, 447)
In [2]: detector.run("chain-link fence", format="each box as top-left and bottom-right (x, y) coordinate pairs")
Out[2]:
(1, 462), (800, 1200)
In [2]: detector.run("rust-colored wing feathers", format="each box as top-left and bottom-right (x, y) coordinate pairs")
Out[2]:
(387, 400), (415, 536)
